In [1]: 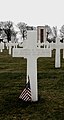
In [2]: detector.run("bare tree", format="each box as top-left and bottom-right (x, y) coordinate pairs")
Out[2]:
(3, 21), (17, 42)
(45, 25), (54, 43)
(52, 26), (57, 43)
(60, 25), (64, 42)
(17, 22), (27, 40)
(52, 26), (57, 37)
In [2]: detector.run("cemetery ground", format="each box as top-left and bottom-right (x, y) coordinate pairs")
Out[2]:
(0, 49), (64, 120)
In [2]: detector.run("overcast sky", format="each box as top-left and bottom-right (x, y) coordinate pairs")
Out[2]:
(0, 0), (64, 28)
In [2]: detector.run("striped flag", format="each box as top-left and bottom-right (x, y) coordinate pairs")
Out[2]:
(19, 78), (32, 102)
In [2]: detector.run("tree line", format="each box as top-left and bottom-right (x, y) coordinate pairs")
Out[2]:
(0, 21), (64, 43)
(0, 21), (35, 43)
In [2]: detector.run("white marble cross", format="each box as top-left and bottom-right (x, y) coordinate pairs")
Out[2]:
(12, 30), (51, 101)
(0, 42), (4, 52)
(50, 36), (64, 68)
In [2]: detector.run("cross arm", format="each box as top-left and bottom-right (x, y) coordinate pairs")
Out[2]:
(12, 48), (30, 58)
(36, 48), (51, 58)
(50, 43), (64, 49)
(12, 48), (51, 58)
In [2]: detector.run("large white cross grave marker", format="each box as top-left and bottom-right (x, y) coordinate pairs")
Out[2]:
(12, 30), (51, 101)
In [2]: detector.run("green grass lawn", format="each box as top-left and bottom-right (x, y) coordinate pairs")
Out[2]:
(0, 49), (64, 120)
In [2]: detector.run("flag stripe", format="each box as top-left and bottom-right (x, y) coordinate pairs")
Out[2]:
(19, 90), (31, 100)
(19, 81), (32, 101)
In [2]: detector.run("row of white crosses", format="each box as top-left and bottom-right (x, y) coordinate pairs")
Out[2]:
(6, 41), (19, 55)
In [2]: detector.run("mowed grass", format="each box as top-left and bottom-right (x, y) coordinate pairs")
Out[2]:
(0, 49), (64, 120)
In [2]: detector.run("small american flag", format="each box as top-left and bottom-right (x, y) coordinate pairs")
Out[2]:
(19, 78), (32, 102)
